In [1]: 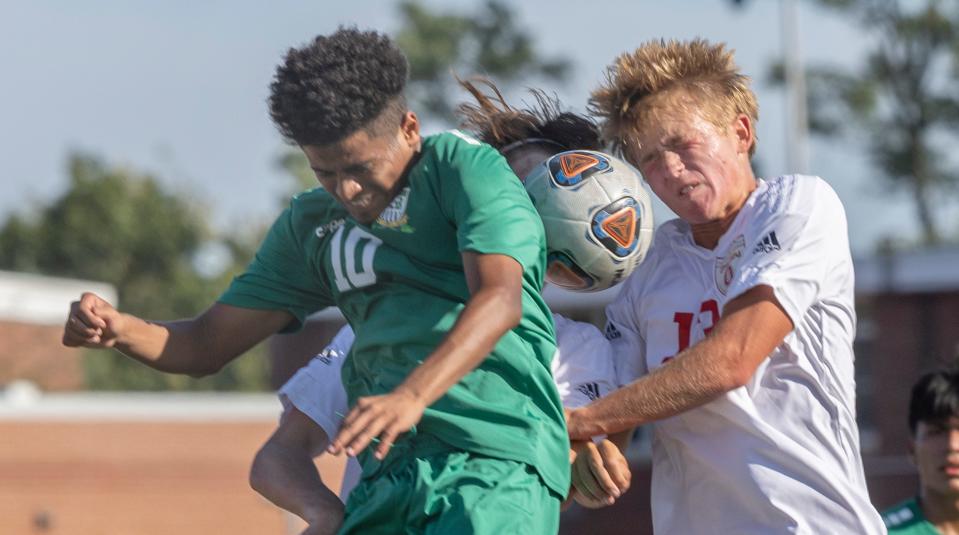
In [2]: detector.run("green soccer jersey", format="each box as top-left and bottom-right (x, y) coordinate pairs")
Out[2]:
(220, 130), (569, 496)
(883, 498), (940, 534)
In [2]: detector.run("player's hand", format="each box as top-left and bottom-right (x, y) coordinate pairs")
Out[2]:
(328, 387), (425, 460)
(62, 292), (128, 349)
(570, 438), (631, 508)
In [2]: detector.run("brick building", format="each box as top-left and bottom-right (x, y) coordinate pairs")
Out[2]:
(0, 391), (342, 535)
(0, 271), (116, 391)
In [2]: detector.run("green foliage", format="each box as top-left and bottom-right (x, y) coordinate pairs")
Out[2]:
(395, 0), (571, 123)
(275, 150), (318, 201)
(772, 0), (959, 244)
(0, 153), (271, 391)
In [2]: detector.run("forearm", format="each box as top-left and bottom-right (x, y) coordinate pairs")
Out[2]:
(250, 442), (343, 525)
(398, 286), (519, 406)
(577, 335), (742, 436)
(111, 316), (196, 373)
(112, 316), (230, 376)
(110, 304), (292, 377)
(573, 287), (793, 439)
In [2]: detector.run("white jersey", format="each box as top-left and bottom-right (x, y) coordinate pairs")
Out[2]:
(280, 312), (616, 500)
(606, 175), (884, 534)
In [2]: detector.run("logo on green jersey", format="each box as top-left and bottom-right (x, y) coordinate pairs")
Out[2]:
(375, 187), (413, 232)
(314, 218), (346, 239)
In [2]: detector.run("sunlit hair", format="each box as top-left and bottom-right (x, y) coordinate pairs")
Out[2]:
(456, 77), (601, 153)
(589, 38), (759, 161)
(909, 368), (959, 436)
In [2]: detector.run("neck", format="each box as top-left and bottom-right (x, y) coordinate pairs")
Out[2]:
(689, 211), (738, 249)
(689, 173), (756, 249)
(921, 490), (959, 534)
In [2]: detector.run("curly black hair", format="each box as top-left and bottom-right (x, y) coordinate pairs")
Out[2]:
(457, 77), (601, 153)
(269, 27), (409, 146)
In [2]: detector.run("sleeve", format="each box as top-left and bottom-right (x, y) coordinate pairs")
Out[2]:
(439, 134), (546, 273)
(278, 324), (355, 438)
(552, 318), (619, 409)
(218, 207), (334, 332)
(605, 288), (647, 387)
(725, 177), (846, 326)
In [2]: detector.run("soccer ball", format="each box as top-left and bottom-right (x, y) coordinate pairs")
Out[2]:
(523, 150), (654, 292)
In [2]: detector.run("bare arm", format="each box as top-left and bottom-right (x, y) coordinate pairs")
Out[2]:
(330, 251), (523, 459)
(250, 407), (344, 533)
(63, 292), (294, 377)
(567, 285), (793, 439)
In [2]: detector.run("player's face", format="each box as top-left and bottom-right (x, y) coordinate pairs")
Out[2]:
(630, 108), (753, 226)
(505, 145), (555, 182)
(302, 112), (421, 225)
(913, 416), (959, 498)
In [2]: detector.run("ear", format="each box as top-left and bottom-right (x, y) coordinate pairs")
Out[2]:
(400, 111), (421, 150)
(731, 113), (753, 155)
(908, 439), (917, 466)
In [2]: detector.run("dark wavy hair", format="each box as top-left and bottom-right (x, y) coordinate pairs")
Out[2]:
(909, 368), (959, 435)
(456, 77), (601, 153)
(269, 27), (409, 146)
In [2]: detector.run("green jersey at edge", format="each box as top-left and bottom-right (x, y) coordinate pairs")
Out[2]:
(220, 130), (570, 496)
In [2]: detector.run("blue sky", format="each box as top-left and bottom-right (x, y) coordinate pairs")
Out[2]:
(0, 0), (940, 255)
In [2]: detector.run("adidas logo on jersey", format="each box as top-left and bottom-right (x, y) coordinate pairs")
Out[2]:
(576, 382), (602, 401)
(604, 322), (621, 340)
(753, 231), (781, 254)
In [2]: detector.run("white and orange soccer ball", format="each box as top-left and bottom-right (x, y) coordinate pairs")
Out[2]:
(523, 150), (654, 292)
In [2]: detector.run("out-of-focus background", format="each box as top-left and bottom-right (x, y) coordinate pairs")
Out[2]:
(2, 1), (958, 533)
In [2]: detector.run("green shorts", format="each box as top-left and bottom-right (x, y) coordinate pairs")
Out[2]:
(337, 434), (560, 535)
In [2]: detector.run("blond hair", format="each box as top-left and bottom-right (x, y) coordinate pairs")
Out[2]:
(589, 39), (759, 160)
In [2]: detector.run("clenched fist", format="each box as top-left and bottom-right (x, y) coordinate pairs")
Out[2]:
(62, 292), (128, 349)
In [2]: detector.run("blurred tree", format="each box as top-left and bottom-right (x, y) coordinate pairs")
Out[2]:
(0, 153), (270, 391)
(770, 0), (959, 245)
(396, 0), (571, 123)
(276, 0), (573, 200)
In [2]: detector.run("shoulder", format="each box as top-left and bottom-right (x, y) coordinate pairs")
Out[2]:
(882, 498), (929, 532)
(740, 175), (845, 242)
(420, 130), (507, 170)
(282, 187), (348, 237)
(751, 174), (843, 221)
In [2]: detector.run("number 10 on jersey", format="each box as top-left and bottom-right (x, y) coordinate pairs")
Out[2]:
(330, 226), (382, 292)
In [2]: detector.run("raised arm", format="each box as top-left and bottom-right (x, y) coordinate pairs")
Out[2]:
(567, 285), (793, 439)
(329, 251), (522, 459)
(63, 292), (293, 377)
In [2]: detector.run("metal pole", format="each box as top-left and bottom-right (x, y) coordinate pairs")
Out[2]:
(781, 0), (810, 174)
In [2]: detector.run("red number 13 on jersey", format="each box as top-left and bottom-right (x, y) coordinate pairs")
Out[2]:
(666, 299), (719, 363)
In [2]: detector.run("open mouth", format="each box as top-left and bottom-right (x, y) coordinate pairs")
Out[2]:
(346, 196), (373, 210)
(679, 183), (699, 197)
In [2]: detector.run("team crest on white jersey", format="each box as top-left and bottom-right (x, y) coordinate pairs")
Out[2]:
(715, 234), (746, 295)
(375, 187), (413, 232)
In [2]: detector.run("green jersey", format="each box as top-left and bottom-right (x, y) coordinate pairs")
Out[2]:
(220, 131), (569, 496)
(883, 498), (939, 534)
